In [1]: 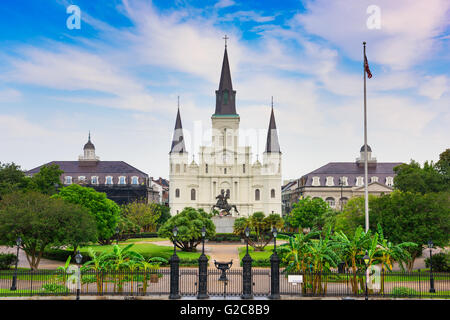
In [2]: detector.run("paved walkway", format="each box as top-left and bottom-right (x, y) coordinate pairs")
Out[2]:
(0, 246), (66, 269)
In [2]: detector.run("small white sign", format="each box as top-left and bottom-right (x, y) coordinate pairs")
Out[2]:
(288, 275), (303, 285)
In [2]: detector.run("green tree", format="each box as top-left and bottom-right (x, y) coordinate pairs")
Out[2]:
(121, 201), (161, 232)
(0, 162), (30, 199)
(393, 160), (447, 194)
(370, 190), (449, 270)
(0, 191), (96, 270)
(156, 205), (171, 230)
(27, 164), (64, 195)
(53, 184), (121, 245)
(334, 195), (377, 236)
(157, 207), (215, 252)
(233, 212), (284, 251)
(286, 197), (331, 231)
(436, 148), (450, 186)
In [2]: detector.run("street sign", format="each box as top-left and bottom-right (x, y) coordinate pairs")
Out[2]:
(288, 275), (303, 285)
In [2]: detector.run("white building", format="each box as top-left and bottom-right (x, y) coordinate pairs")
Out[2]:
(168, 45), (282, 217)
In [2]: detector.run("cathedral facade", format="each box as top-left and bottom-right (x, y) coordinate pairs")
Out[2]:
(168, 46), (282, 217)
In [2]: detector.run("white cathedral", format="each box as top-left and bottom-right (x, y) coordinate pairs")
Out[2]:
(168, 45), (282, 217)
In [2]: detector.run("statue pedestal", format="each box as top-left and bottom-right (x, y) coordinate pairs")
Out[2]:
(212, 216), (236, 234)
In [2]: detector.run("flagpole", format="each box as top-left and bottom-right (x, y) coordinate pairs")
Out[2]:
(363, 41), (369, 233)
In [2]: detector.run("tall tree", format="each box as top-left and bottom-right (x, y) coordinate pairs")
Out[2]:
(0, 191), (96, 270)
(0, 162), (30, 199)
(27, 164), (64, 195)
(370, 190), (450, 270)
(286, 196), (332, 232)
(393, 160), (447, 194)
(121, 201), (161, 232)
(53, 184), (121, 245)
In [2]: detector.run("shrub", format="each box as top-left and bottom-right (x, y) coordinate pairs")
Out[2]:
(42, 248), (91, 264)
(391, 287), (419, 297)
(0, 253), (17, 270)
(41, 283), (69, 294)
(210, 233), (241, 242)
(425, 252), (450, 272)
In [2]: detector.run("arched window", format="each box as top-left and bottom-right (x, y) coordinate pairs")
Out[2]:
(175, 188), (180, 198)
(325, 197), (335, 207)
(131, 176), (139, 185)
(106, 176), (113, 185)
(224, 168), (227, 174)
(205, 164), (208, 174)
(271, 189), (275, 198)
(255, 189), (260, 201)
(119, 176), (126, 185)
(243, 164), (245, 173)
(191, 189), (196, 201)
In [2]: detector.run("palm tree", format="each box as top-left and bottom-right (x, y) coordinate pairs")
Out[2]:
(278, 228), (320, 294)
(332, 226), (372, 294)
(307, 227), (340, 294)
(375, 224), (417, 294)
(82, 248), (108, 294)
(101, 244), (144, 293)
(139, 257), (168, 294)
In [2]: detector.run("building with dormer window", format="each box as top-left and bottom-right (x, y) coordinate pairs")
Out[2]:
(282, 145), (402, 213)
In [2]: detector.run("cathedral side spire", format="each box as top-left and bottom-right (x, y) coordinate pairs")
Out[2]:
(170, 98), (187, 153)
(265, 98), (281, 153)
(214, 37), (237, 116)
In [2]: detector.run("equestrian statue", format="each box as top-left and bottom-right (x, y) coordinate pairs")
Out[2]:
(212, 189), (239, 216)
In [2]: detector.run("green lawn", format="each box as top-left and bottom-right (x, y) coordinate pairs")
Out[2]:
(76, 242), (206, 262)
(238, 246), (275, 260)
(119, 237), (169, 243)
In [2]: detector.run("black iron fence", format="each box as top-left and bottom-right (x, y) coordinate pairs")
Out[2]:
(1, 268), (449, 299)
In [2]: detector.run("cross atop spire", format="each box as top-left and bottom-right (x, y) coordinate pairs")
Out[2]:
(223, 35), (229, 48)
(214, 41), (237, 116)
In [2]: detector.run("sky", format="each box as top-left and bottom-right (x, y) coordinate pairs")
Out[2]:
(0, 0), (449, 182)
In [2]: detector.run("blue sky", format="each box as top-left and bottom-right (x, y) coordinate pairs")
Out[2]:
(0, 0), (449, 181)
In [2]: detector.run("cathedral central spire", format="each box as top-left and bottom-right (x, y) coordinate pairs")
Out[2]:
(170, 97), (186, 154)
(214, 39), (237, 116)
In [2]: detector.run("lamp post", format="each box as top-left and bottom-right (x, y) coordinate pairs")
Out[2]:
(428, 239), (436, 293)
(197, 226), (209, 299)
(269, 227), (280, 299)
(75, 251), (83, 300)
(363, 251), (369, 301)
(10, 237), (22, 291)
(241, 226), (253, 299)
(169, 225), (181, 299)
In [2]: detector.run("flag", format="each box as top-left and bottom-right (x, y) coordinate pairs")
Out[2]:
(364, 54), (372, 79)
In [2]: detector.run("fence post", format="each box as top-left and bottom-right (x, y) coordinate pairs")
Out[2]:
(268, 251), (280, 299)
(197, 253), (209, 299)
(241, 252), (253, 299)
(169, 252), (181, 299)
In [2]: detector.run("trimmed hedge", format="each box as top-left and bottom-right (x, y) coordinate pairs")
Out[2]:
(425, 252), (450, 272)
(0, 253), (17, 270)
(209, 233), (242, 242)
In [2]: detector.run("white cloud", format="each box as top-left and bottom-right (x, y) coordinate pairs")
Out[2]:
(214, 0), (235, 9)
(294, 0), (450, 69)
(418, 75), (449, 100)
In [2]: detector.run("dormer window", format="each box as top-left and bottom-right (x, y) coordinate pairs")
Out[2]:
(91, 176), (98, 184)
(356, 176), (364, 186)
(131, 176), (139, 185)
(106, 176), (113, 185)
(78, 176), (86, 182)
(339, 176), (348, 186)
(65, 176), (72, 184)
(386, 176), (394, 187)
(326, 176), (334, 186)
(119, 176), (126, 185)
(312, 176), (320, 186)
(371, 176), (379, 183)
